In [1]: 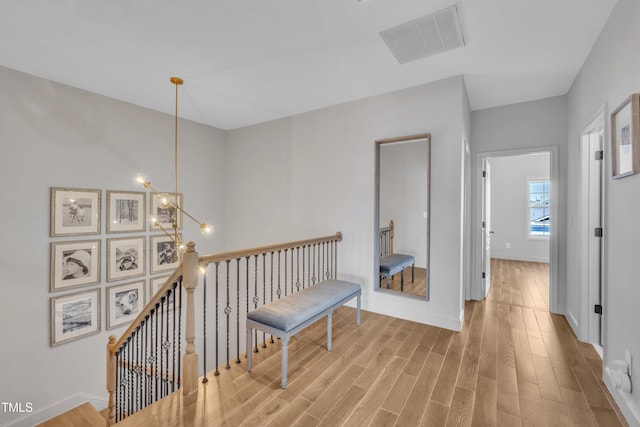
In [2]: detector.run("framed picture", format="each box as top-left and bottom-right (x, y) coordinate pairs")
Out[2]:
(106, 280), (146, 329)
(107, 236), (145, 282)
(50, 288), (100, 347)
(611, 94), (640, 179)
(50, 187), (101, 237)
(150, 192), (183, 231)
(150, 234), (181, 273)
(50, 240), (101, 292)
(107, 190), (146, 233)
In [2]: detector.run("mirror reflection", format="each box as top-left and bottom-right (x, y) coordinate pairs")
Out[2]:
(375, 134), (430, 299)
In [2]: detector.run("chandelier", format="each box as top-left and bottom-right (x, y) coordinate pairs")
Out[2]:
(135, 77), (213, 259)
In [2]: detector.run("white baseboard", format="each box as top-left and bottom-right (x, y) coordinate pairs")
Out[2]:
(603, 367), (640, 427)
(3, 393), (107, 427)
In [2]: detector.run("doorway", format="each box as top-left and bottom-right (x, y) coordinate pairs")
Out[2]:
(580, 110), (604, 355)
(474, 146), (559, 313)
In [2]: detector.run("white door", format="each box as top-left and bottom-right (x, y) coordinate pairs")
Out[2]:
(481, 159), (492, 297)
(588, 131), (604, 348)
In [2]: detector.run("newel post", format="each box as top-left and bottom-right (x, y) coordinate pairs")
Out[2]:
(106, 335), (116, 425)
(182, 241), (199, 396)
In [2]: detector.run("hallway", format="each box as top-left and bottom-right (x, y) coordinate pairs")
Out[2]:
(116, 260), (627, 426)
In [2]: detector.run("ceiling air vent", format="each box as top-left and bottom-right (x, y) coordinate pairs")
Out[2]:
(380, 4), (465, 64)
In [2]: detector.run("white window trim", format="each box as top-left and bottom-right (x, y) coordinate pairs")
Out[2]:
(526, 176), (550, 240)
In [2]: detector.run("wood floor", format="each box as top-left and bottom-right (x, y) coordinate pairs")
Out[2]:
(116, 259), (627, 427)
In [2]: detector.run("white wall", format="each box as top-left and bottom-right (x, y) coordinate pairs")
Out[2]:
(566, 0), (640, 424)
(470, 96), (567, 306)
(379, 140), (428, 268)
(226, 76), (468, 331)
(489, 153), (550, 263)
(0, 66), (226, 426)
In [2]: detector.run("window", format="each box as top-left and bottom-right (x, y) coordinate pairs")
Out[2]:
(528, 179), (550, 237)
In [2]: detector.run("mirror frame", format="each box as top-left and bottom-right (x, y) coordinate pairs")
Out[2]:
(374, 133), (431, 300)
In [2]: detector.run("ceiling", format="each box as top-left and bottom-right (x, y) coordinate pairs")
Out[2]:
(0, 0), (617, 130)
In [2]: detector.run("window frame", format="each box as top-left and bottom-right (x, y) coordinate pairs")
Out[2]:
(527, 177), (550, 239)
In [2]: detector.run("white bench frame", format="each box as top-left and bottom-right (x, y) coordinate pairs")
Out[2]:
(246, 287), (361, 389)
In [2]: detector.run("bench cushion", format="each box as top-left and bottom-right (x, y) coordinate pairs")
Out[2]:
(246, 280), (360, 333)
(379, 254), (414, 274)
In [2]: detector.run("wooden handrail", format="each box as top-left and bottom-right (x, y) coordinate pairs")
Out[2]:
(198, 232), (342, 266)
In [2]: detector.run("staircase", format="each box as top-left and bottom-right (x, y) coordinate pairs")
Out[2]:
(37, 402), (106, 427)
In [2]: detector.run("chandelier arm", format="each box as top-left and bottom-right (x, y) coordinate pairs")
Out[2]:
(154, 222), (179, 243)
(175, 205), (204, 226)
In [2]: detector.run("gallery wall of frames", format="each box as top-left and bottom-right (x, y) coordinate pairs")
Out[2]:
(48, 187), (182, 347)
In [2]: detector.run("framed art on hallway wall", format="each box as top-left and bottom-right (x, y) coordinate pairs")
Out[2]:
(50, 187), (101, 237)
(150, 234), (181, 273)
(107, 190), (146, 233)
(107, 236), (146, 281)
(50, 288), (101, 346)
(106, 280), (146, 330)
(611, 93), (640, 178)
(150, 192), (183, 231)
(50, 239), (101, 292)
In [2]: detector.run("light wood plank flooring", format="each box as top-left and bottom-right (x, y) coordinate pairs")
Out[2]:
(116, 259), (627, 427)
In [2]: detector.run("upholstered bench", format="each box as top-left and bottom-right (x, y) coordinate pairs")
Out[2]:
(246, 279), (361, 388)
(380, 254), (415, 291)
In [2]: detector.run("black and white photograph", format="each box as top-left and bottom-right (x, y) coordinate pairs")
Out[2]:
(107, 190), (146, 233)
(50, 187), (101, 236)
(107, 236), (146, 281)
(50, 289), (100, 347)
(150, 235), (181, 273)
(107, 280), (146, 329)
(150, 192), (183, 231)
(50, 240), (101, 292)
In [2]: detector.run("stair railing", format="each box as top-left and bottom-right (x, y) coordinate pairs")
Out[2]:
(106, 242), (198, 424)
(106, 232), (342, 424)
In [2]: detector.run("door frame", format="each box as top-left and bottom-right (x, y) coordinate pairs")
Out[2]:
(579, 106), (605, 355)
(471, 146), (559, 314)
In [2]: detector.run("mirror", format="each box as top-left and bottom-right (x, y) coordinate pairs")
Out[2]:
(375, 133), (430, 299)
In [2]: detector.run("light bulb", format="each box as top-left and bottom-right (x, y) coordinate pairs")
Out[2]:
(134, 174), (151, 188)
(200, 223), (215, 236)
(157, 193), (177, 208)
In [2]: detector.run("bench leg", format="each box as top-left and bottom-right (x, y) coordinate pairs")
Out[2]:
(386, 275), (390, 288)
(247, 327), (252, 372)
(401, 269), (404, 292)
(281, 338), (289, 389)
(327, 311), (333, 351)
(357, 294), (361, 326)
(412, 263), (415, 283)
